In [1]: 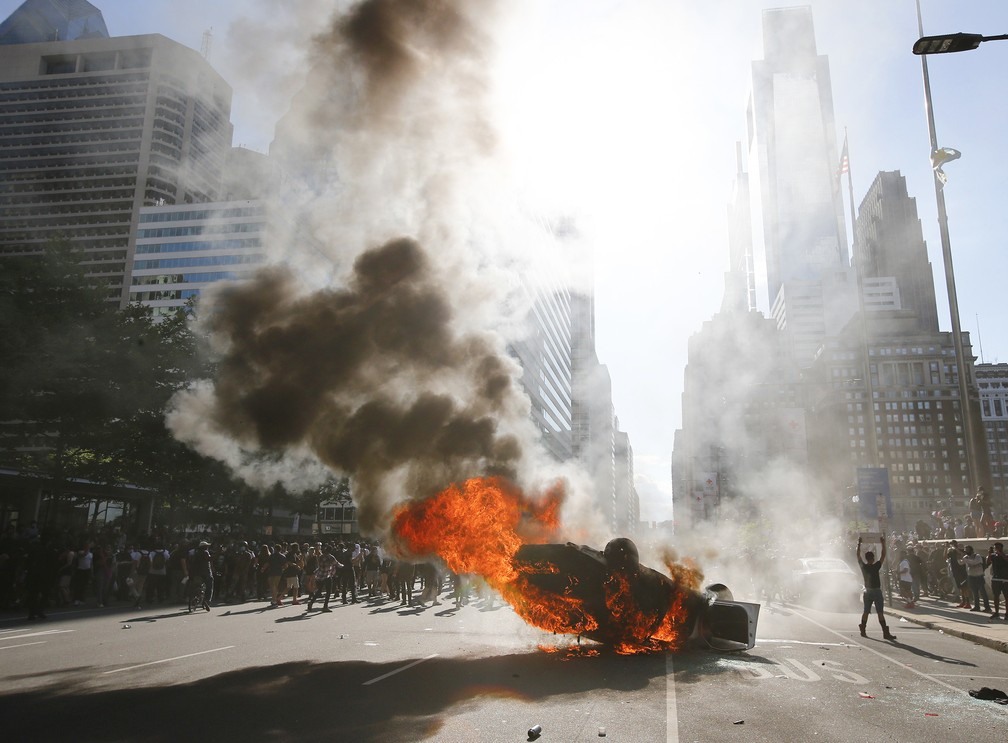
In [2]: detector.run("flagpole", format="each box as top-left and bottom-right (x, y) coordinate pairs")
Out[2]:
(844, 127), (857, 243)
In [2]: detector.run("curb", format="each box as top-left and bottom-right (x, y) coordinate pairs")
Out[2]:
(888, 609), (1008, 654)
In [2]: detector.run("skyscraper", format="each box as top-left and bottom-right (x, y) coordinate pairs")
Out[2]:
(853, 170), (940, 332)
(748, 6), (847, 304)
(746, 7), (858, 368)
(0, 0), (109, 45)
(0, 2), (233, 306)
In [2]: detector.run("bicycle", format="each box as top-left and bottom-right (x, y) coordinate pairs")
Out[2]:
(187, 576), (209, 613)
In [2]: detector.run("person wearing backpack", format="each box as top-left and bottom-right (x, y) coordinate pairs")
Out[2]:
(145, 544), (170, 604)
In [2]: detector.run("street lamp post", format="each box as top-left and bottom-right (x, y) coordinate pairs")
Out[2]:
(913, 32), (1008, 55)
(912, 0), (989, 505)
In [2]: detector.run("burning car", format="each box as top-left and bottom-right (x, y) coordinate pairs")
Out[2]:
(393, 477), (759, 654)
(512, 538), (760, 653)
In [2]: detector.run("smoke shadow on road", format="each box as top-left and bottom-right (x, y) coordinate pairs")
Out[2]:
(0, 649), (689, 741)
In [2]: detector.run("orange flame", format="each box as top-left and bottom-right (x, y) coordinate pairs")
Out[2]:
(392, 476), (698, 654)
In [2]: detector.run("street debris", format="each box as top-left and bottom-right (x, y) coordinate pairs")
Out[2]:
(527, 723), (542, 740)
(858, 692), (874, 699)
(968, 687), (1008, 705)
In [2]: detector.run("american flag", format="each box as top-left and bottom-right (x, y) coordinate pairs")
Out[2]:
(838, 136), (849, 177)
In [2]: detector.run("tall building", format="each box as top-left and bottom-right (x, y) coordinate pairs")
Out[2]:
(0, 2), (233, 306)
(748, 7), (853, 367)
(808, 317), (986, 526)
(974, 364), (1008, 515)
(512, 269), (575, 462)
(722, 141), (756, 315)
(748, 6), (847, 302)
(853, 171), (940, 333)
(128, 200), (267, 318)
(0, 0), (108, 45)
(802, 168), (990, 527)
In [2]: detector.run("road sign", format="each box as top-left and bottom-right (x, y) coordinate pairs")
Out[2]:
(856, 467), (892, 519)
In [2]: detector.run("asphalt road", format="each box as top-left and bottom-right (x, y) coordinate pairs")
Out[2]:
(1, 593), (1006, 742)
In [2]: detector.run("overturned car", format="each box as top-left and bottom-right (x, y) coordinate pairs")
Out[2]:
(509, 538), (760, 653)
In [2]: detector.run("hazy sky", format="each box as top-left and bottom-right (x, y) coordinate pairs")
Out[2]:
(8, 0), (1007, 523)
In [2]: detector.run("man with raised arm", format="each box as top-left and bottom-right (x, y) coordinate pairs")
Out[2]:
(856, 534), (896, 640)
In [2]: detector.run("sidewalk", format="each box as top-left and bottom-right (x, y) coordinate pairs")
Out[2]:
(885, 593), (1008, 654)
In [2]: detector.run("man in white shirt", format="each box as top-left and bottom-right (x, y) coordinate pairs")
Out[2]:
(898, 550), (915, 608)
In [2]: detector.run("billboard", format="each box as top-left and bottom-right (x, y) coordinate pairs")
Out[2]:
(856, 467), (892, 520)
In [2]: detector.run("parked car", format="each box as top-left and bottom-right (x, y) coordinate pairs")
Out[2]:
(788, 557), (862, 609)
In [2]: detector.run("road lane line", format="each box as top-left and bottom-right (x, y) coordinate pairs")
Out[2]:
(0, 641), (45, 650)
(102, 646), (235, 675)
(788, 608), (961, 694)
(759, 639), (848, 646)
(362, 653), (438, 686)
(666, 654), (679, 743)
(0, 629), (74, 642)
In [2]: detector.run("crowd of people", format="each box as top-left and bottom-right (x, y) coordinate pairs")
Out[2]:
(884, 534), (1008, 620)
(0, 522), (486, 621)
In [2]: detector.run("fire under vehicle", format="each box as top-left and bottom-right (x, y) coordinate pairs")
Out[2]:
(512, 538), (760, 652)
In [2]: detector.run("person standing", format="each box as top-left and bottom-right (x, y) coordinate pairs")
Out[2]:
(962, 546), (990, 613)
(266, 544), (287, 608)
(856, 535), (896, 640)
(24, 538), (51, 620)
(307, 546), (341, 612)
(187, 540), (213, 612)
(969, 489), (984, 537)
(71, 544), (93, 606)
(947, 547), (970, 609)
(989, 542), (1008, 620)
(145, 543), (170, 605)
(897, 550), (915, 608)
(338, 543), (358, 604)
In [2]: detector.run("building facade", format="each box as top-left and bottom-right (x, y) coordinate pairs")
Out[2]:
(748, 6), (852, 367)
(128, 200), (267, 317)
(0, 10), (233, 306)
(975, 363), (1008, 516)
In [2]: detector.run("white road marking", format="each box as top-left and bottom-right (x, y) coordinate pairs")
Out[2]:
(666, 654), (679, 743)
(362, 653), (438, 686)
(932, 674), (1008, 681)
(0, 629), (74, 642)
(759, 639), (849, 646)
(789, 608), (962, 694)
(102, 646), (235, 675)
(0, 641), (46, 650)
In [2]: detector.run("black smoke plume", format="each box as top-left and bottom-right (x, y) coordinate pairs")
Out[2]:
(164, 0), (561, 539)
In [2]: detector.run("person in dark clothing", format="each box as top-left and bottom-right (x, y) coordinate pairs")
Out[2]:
(397, 561), (415, 607)
(24, 538), (52, 620)
(856, 535), (896, 640)
(187, 541), (213, 612)
(906, 548), (925, 602)
(337, 543), (358, 604)
(990, 542), (1008, 620)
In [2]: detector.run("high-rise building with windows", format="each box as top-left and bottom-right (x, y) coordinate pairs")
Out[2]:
(853, 171), (940, 333)
(966, 366), (1007, 514)
(748, 7), (854, 367)
(128, 200), (267, 318)
(0, 1), (233, 306)
(748, 6), (847, 302)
